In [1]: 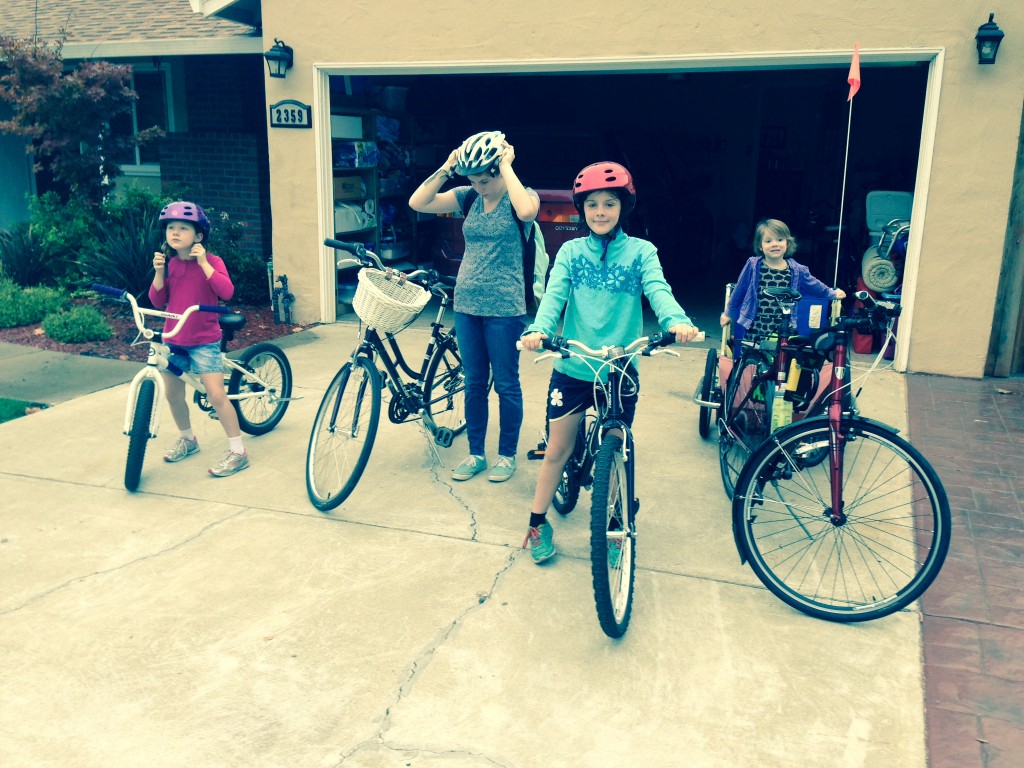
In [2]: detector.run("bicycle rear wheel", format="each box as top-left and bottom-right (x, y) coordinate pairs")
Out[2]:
(719, 350), (772, 499)
(306, 357), (381, 511)
(125, 379), (155, 492)
(698, 347), (719, 439)
(733, 418), (951, 622)
(590, 434), (635, 638)
(229, 342), (293, 435)
(422, 335), (467, 436)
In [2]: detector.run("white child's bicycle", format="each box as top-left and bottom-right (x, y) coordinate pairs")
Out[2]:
(93, 284), (296, 491)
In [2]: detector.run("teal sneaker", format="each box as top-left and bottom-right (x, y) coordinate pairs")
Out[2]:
(487, 455), (516, 483)
(452, 455), (487, 481)
(523, 523), (556, 564)
(607, 534), (625, 570)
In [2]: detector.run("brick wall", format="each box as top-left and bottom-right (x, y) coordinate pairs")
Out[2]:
(159, 55), (271, 260)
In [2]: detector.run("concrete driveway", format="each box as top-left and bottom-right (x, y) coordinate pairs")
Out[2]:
(0, 322), (924, 767)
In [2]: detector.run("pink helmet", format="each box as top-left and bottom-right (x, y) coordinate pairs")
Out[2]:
(159, 201), (211, 239)
(572, 162), (636, 215)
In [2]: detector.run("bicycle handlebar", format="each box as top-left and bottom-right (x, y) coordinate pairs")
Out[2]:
(91, 283), (233, 340)
(516, 329), (704, 358)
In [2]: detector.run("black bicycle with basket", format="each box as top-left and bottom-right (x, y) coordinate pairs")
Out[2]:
(305, 239), (467, 511)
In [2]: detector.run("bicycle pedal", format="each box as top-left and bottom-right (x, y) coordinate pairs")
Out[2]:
(526, 441), (547, 461)
(207, 412), (220, 421)
(433, 427), (454, 448)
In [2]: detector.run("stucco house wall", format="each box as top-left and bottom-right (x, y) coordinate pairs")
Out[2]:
(258, 0), (1024, 378)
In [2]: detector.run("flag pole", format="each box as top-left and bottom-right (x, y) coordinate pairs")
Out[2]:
(834, 43), (861, 288)
(833, 101), (853, 287)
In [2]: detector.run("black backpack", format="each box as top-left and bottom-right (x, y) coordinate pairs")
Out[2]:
(461, 189), (539, 306)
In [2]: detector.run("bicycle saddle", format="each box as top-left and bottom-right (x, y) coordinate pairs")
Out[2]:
(761, 287), (802, 302)
(219, 312), (247, 343)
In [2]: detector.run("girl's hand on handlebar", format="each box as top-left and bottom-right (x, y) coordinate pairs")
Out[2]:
(520, 331), (547, 351)
(669, 324), (701, 344)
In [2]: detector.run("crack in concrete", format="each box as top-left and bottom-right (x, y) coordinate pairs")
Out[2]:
(422, 437), (480, 541)
(0, 509), (248, 616)
(331, 551), (520, 767)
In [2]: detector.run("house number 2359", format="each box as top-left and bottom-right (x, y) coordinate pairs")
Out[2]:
(269, 100), (312, 129)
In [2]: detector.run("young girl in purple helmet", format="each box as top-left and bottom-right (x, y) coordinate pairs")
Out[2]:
(149, 201), (249, 477)
(519, 162), (701, 563)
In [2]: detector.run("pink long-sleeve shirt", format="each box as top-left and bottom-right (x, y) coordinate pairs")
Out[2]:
(148, 253), (234, 346)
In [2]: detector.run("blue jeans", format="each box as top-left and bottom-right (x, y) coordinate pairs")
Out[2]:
(454, 312), (526, 458)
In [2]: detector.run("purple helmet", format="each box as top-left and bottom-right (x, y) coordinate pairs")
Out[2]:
(159, 201), (211, 239)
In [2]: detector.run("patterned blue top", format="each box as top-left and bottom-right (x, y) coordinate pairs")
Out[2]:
(452, 186), (537, 317)
(526, 230), (692, 382)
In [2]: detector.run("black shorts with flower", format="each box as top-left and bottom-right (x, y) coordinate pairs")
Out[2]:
(546, 368), (639, 427)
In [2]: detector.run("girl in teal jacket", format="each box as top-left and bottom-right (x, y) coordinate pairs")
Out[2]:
(519, 162), (700, 563)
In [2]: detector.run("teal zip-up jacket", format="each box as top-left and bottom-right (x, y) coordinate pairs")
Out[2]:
(525, 229), (692, 382)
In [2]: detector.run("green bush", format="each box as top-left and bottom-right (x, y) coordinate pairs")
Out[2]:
(77, 188), (168, 300)
(26, 192), (97, 286)
(42, 305), (113, 343)
(203, 207), (268, 305)
(0, 280), (68, 327)
(0, 222), (50, 287)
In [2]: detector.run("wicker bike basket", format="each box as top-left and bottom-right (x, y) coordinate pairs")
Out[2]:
(352, 268), (431, 333)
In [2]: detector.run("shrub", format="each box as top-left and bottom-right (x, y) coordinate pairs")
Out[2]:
(42, 305), (113, 343)
(204, 207), (268, 305)
(26, 192), (97, 286)
(0, 280), (68, 327)
(0, 222), (50, 286)
(77, 188), (166, 300)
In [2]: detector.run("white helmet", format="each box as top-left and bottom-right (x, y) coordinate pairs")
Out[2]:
(455, 131), (505, 176)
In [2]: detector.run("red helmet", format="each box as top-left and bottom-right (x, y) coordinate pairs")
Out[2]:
(572, 162), (636, 215)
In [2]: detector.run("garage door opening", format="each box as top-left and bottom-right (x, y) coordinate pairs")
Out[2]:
(327, 64), (927, 331)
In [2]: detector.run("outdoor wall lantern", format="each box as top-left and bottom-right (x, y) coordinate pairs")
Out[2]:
(264, 38), (294, 78)
(975, 14), (1005, 65)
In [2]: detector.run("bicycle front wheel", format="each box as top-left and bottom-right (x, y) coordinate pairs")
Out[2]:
(422, 335), (467, 436)
(590, 435), (635, 638)
(229, 342), (293, 435)
(698, 347), (719, 439)
(306, 357), (381, 511)
(719, 350), (772, 499)
(125, 379), (156, 492)
(733, 418), (951, 622)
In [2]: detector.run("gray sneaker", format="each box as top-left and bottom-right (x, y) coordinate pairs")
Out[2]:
(487, 455), (516, 482)
(164, 437), (199, 463)
(208, 449), (250, 477)
(451, 455), (487, 481)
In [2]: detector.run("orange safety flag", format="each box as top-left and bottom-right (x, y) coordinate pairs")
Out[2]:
(847, 43), (861, 101)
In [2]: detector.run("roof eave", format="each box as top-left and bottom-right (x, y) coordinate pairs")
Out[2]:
(62, 36), (264, 60)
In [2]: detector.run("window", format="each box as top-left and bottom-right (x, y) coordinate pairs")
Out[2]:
(110, 64), (172, 168)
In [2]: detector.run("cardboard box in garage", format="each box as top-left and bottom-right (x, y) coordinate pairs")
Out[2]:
(333, 175), (363, 201)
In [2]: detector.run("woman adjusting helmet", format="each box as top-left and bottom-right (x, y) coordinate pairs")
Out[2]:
(572, 162), (637, 217)
(159, 201), (211, 240)
(455, 131), (506, 176)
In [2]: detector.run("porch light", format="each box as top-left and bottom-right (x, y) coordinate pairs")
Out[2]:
(975, 14), (1005, 65)
(264, 38), (294, 78)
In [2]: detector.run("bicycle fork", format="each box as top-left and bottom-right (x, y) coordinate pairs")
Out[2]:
(124, 367), (165, 438)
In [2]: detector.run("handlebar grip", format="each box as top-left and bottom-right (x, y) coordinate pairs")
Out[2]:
(324, 238), (367, 258)
(92, 283), (127, 298)
(199, 304), (234, 315)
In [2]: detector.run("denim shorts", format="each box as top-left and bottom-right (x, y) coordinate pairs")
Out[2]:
(167, 342), (223, 376)
(547, 367), (639, 427)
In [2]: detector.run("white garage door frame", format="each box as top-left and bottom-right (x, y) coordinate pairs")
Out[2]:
(311, 48), (943, 373)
